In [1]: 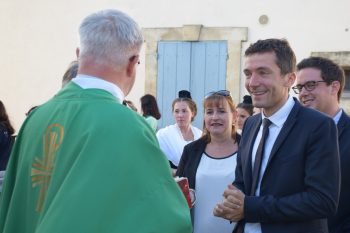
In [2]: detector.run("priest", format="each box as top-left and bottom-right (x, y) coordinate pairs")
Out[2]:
(0, 9), (192, 233)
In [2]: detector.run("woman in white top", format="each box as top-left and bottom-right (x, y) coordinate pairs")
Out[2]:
(176, 90), (240, 233)
(157, 90), (202, 173)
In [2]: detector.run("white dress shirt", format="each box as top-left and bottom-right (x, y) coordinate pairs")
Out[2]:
(333, 109), (342, 125)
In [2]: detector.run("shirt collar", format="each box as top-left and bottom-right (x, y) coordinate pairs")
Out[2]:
(333, 108), (343, 125)
(72, 74), (125, 103)
(261, 95), (295, 128)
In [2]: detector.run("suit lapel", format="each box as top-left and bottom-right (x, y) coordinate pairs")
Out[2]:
(337, 111), (349, 138)
(245, 116), (262, 195)
(266, 100), (300, 167)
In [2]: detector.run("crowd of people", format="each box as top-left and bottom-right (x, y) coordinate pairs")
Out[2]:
(0, 8), (348, 233)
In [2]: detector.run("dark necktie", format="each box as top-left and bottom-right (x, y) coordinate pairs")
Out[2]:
(234, 118), (272, 233)
(250, 118), (272, 196)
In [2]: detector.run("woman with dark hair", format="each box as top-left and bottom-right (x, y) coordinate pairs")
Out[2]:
(176, 90), (240, 232)
(157, 90), (202, 172)
(0, 100), (15, 191)
(140, 94), (161, 132)
(236, 95), (254, 134)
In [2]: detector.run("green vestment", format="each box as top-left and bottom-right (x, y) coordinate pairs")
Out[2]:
(0, 82), (192, 233)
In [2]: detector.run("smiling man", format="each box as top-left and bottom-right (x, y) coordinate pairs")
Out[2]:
(214, 39), (340, 233)
(296, 56), (350, 233)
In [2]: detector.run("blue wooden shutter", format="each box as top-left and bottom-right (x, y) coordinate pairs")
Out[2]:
(157, 42), (191, 128)
(157, 41), (227, 129)
(190, 41), (228, 128)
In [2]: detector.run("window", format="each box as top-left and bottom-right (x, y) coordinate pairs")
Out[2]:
(343, 67), (350, 98)
(344, 68), (350, 91)
(310, 51), (350, 99)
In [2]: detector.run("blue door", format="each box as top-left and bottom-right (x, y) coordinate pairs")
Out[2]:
(157, 41), (228, 129)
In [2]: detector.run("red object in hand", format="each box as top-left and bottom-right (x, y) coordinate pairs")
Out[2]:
(174, 177), (194, 209)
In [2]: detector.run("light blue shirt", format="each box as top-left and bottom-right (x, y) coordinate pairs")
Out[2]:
(72, 74), (125, 103)
(333, 109), (342, 125)
(245, 95), (295, 233)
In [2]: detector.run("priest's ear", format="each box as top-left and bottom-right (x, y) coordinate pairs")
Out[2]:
(126, 55), (140, 77)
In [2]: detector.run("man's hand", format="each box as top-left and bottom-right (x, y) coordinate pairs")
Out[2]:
(213, 184), (245, 222)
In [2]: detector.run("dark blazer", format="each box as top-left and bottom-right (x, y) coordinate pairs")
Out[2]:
(234, 99), (340, 233)
(176, 138), (206, 190)
(328, 111), (350, 233)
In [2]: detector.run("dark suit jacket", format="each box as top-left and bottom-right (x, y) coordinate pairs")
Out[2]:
(234, 99), (340, 233)
(328, 111), (350, 233)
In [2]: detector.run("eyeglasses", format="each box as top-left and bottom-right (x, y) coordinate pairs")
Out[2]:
(292, 80), (328, 94)
(205, 90), (231, 98)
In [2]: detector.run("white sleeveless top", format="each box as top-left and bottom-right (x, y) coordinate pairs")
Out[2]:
(193, 152), (237, 233)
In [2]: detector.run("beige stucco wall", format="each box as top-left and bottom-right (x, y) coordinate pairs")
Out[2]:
(1, 0), (350, 131)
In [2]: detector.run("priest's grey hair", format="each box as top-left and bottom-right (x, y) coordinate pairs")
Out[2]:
(78, 9), (143, 68)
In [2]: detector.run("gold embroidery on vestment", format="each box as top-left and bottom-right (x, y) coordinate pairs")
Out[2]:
(31, 123), (64, 212)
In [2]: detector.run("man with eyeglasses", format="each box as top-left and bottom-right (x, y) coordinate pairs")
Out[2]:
(214, 39), (340, 233)
(296, 56), (350, 233)
(0, 9), (192, 233)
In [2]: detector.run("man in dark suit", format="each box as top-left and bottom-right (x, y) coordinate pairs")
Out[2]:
(213, 39), (340, 233)
(295, 56), (350, 233)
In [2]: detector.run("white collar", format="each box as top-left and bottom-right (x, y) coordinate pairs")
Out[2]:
(333, 108), (343, 125)
(72, 74), (125, 103)
(262, 95), (295, 128)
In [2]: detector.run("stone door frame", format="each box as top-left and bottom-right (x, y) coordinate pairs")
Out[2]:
(142, 25), (248, 104)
